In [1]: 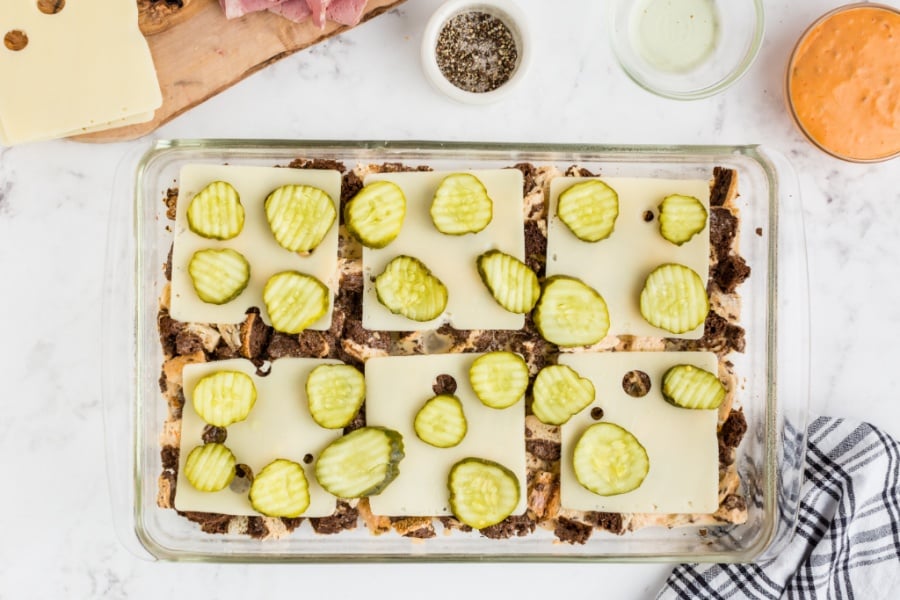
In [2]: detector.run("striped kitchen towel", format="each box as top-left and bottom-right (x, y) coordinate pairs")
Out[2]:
(658, 416), (900, 600)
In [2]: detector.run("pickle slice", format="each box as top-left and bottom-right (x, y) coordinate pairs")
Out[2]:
(662, 364), (725, 410)
(184, 443), (236, 492)
(533, 276), (610, 347)
(249, 459), (310, 517)
(557, 179), (619, 242)
(414, 394), (467, 448)
(573, 423), (649, 496)
(469, 351), (529, 409)
(264, 184), (336, 253)
(374, 255), (448, 322)
(476, 250), (541, 314)
(187, 181), (244, 240)
(344, 180), (407, 249)
(305, 363), (365, 429)
(263, 271), (330, 334)
(192, 370), (257, 427)
(448, 458), (520, 529)
(315, 426), (405, 498)
(187, 248), (250, 305)
(430, 173), (493, 235)
(658, 194), (708, 245)
(531, 364), (595, 425)
(639, 263), (709, 334)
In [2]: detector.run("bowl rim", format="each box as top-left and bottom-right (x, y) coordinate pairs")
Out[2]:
(420, 0), (533, 104)
(607, 0), (766, 101)
(784, 2), (900, 164)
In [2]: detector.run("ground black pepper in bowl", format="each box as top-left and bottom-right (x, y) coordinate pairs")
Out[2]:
(435, 11), (519, 93)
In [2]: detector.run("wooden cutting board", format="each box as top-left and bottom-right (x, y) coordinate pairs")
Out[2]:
(73, 0), (406, 142)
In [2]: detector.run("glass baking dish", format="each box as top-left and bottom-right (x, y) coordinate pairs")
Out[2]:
(103, 139), (809, 562)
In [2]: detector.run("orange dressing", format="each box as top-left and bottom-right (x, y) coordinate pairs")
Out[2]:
(788, 5), (900, 161)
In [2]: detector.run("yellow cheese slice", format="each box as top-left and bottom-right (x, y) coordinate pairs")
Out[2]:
(361, 169), (526, 331)
(365, 353), (527, 517)
(559, 351), (720, 514)
(0, 0), (161, 144)
(546, 176), (711, 339)
(170, 164), (342, 329)
(175, 358), (341, 517)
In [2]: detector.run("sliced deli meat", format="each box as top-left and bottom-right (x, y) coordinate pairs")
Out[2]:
(219, 0), (286, 19)
(327, 0), (368, 26)
(269, 0), (312, 22)
(305, 0), (332, 28)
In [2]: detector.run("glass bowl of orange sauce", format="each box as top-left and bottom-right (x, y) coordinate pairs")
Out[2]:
(786, 3), (900, 163)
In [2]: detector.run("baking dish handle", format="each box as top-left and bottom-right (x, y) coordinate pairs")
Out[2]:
(101, 143), (155, 560)
(757, 145), (810, 560)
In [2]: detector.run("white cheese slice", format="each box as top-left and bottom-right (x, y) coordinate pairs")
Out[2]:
(175, 358), (341, 517)
(547, 177), (710, 339)
(365, 354), (527, 517)
(170, 164), (341, 330)
(71, 111), (155, 135)
(559, 351), (719, 514)
(361, 169), (525, 331)
(0, 111), (155, 146)
(0, 107), (152, 146)
(0, 0), (161, 145)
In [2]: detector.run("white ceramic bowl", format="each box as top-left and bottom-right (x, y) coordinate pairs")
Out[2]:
(607, 0), (765, 100)
(420, 0), (532, 104)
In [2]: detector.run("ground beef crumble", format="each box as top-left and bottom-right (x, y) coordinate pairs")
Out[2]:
(310, 501), (359, 535)
(554, 517), (593, 544)
(480, 514), (536, 539)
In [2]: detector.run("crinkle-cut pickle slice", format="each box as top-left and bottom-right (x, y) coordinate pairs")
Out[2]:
(658, 194), (708, 245)
(469, 351), (529, 409)
(374, 255), (448, 322)
(305, 363), (365, 429)
(187, 180), (244, 240)
(476, 250), (541, 314)
(414, 394), (468, 448)
(344, 180), (407, 249)
(430, 173), (493, 235)
(557, 179), (619, 242)
(192, 370), (257, 427)
(249, 459), (311, 517)
(188, 248), (250, 305)
(662, 364), (725, 410)
(264, 184), (336, 253)
(448, 458), (520, 529)
(184, 443), (236, 492)
(639, 263), (709, 334)
(531, 364), (595, 425)
(315, 426), (405, 499)
(263, 271), (330, 334)
(533, 276), (610, 347)
(573, 423), (649, 496)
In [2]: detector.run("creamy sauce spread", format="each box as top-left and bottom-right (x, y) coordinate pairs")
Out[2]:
(788, 6), (900, 161)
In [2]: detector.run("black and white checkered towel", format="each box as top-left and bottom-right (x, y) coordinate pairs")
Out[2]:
(658, 416), (900, 600)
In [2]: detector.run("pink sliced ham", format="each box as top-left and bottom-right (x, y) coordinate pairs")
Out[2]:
(268, 0), (312, 23)
(220, 0), (369, 28)
(219, 0), (287, 20)
(326, 0), (368, 26)
(304, 0), (332, 29)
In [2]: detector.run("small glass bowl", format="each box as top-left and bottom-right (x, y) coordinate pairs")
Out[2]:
(607, 0), (765, 100)
(785, 3), (900, 163)
(420, 0), (532, 104)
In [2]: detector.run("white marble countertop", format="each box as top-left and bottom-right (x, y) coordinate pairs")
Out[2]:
(1, 0), (899, 597)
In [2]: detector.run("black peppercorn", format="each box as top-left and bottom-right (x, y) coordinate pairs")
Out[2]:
(435, 11), (518, 93)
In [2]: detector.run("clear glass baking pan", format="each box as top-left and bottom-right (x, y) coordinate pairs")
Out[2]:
(103, 139), (809, 562)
